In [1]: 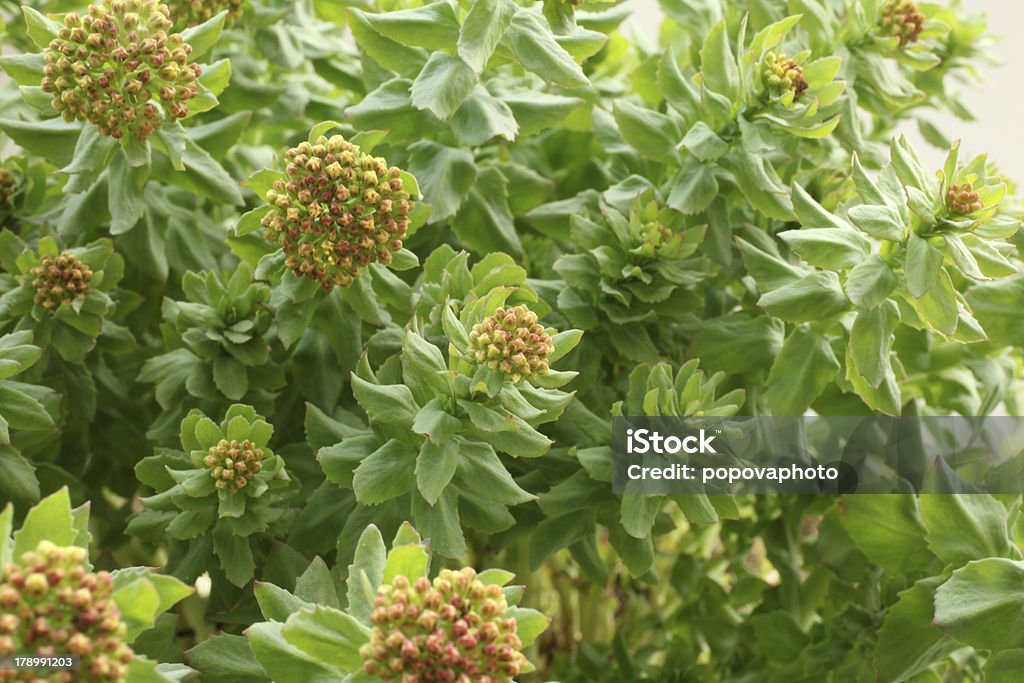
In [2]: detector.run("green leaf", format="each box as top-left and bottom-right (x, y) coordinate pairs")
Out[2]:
(412, 399), (461, 445)
(411, 487), (465, 557)
(281, 605), (370, 672)
(682, 121), (729, 162)
(255, 581), (311, 622)
(984, 650), (1024, 683)
(415, 439), (459, 505)
(0, 54), (45, 87)
(352, 440), (416, 505)
(849, 303), (897, 388)
(505, 11), (589, 88)
(508, 607), (549, 646)
(920, 495), (1012, 567)
(12, 487), (75, 557)
(875, 577), (959, 683)
(180, 10), (227, 59)
(213, 524), (255, 587)
(0, 446), (40, 505)
(362, 1), (460, 51)
(847, 204), (905, 242)
(613, 101), (681, 162)
(450, 85), (518, 145)
(452, 167), (521, 257)
(757, 271), (849, 322)
(844, 254), (898, 309)
(906, 268), (958, 337)
(348, 11), (427, 78)
(410, 53), (479, 120)
(213, 356), (248, 401)
(700, 20), (739, 101)
(408, 141), (477, 224)
(777, 228), (872, 270)
(934, 558), (1024, 652)
(22, 7), (61, 48)
(113, 577), (161, 642)
(667, 162), (718, 216)
(838, 496), (932, 575)
(383, 544), (430, 584)
(350, 375), (420, 427)
(764, 326), (839, 416)
(459, 0), (518, 73)
(0, 383), (55, 431)
(186, 633), (269, 683)
(346, 525), (386, 624)
(906, 232), (944, 298)
(246, 621), (340, 683)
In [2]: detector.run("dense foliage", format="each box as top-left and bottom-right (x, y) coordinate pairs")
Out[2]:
(1, 0), (1023, 681)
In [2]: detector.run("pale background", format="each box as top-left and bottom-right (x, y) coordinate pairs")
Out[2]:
(622, 0), (1024, 184)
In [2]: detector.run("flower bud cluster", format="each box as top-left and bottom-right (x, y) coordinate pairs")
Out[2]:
(40, 0), (202, 141)
(360, 568), (528, 683)
(879, 0), (925, 47)
(203, 438), (265, 492)
(468, 306), (553, 383)
(763, 52), (808, 102)
(947, 183), (983, 215)
(165, 0), (244, 31)
(0, 169), (14, 206)
(0, 541), (134, 682)
(261, 135), (412, 290)
(31, 252), (94, 312)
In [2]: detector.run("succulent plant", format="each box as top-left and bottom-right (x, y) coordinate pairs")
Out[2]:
(1, 489), (192, 682)
(40, 0), (203, 141)
(259, 134), (413, 290)
(0, 235), (124, 365)
(467, 305), (553, 383)
(165, 0), (245, 31)
(0, 542), (134, 681)
(361, 568), (529, 682)
(30, 252), (93, 312)
(879, 0), (926, 47)
(130, 404), (290, 586)
(763, 52), (808, 102)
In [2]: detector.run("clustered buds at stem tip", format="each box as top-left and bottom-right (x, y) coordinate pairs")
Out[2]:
(359, 568), (529, 683)
(165, 0), (244, 31)
(260, 135), (412, 290)
(30, 251), (94, 312)
(204, 438), (265, 492)
(0, 169), (14, 205)
(467, 306), (554, 383)
(879, 0), (926, 47)
(0, 541), (134, 682)
(948, 183), (984, 214)
(763, 52), (808, 102)
(40, 0), (202, 141)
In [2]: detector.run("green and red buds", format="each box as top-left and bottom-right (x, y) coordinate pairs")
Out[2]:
(947, 182), (984, 215)
(203, 437), (265, 492)
(0, 541), (134, 681)
(30, 251), (94, 312)
(40, 0), (202, 141)
(0, 169), (14, 206)
(879, 0), (926, 47)
(468, 305), (554, 383)
(763, 52), (808, 102)
(260, 135), (413, 290)
(165, 0), (244, 31)
(360, 568), (528, 683)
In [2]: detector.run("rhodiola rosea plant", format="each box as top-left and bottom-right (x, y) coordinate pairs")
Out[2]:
(0, 0), (1023, 680)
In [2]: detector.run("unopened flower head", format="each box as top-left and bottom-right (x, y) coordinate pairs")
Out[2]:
(0, 168), (15, 206)
(260, 135), (413, 290)
(879, 0), (926, 47)
(359, 567), (529, 683)
(0, 541), (134, 682)
(468, 306), (553, 383)
(164, 0), (244, 31)
(40, 0), (202, 141)
(203, 438), (265, 493)
(763, 52), (808, 102)
(31, 252), (94, 312)
(947, 183), (984, 215)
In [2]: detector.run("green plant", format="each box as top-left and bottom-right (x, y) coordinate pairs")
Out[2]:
(0, 0), (1022, 681)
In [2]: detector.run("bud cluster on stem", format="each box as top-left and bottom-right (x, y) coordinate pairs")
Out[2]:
(763, 52), (808, 102)
(30, 252), (94, 312)
(0, 169), (14, 206)
(359, 568), (529, 683)
(0, 541), (134, 682)
(260, 135), (412, 290)
(467, 306), (554, 383)
(203, 438), (265, 492)
(879, 0), (926, 47)
(164, 0), (244, 31)
(947, 183), (984, 215)
(40, 0), (202, 141)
